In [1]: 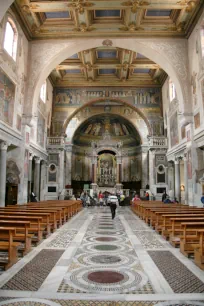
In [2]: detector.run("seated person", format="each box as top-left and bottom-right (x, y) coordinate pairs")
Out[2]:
(164, 196), (172, 204)
(133, 194), (141, 201)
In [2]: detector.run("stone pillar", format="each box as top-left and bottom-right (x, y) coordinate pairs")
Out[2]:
(141, 146), (149, 189)
(0, 142), (8, 207)
(40, 161), (46, 201)
(58, 149), (65, 193)
(149, 150), (155, 188)
(183, 154), (188, 204)
(65, 145), (72, 186)
(34, 157), (41, 200)
(92, 155), (97, 184)
(175, 158), (181, 202)
(28, 153), (33, 201)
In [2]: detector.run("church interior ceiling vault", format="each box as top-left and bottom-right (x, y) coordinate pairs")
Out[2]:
(49, 47), (167, 87)
(12, 0), (203, 40)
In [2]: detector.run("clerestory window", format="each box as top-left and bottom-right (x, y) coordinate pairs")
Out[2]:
(3, 18), (18, 61)
(169, 79), (176, 101)
(40, 81), (47, 103)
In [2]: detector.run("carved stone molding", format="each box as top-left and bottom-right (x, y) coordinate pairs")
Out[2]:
(0, 141), (8, 151)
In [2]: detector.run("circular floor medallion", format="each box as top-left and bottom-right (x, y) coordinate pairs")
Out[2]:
(88, 270), (124, 284)
(95, 231), (124, 236)
(98, 227), (115, 230)
(75, 252), (138, 267)
(95, 237), (117, 242)
(94, 244), (118, 251)
(65, 266), (148, 293)
(91, 254), (122, 264)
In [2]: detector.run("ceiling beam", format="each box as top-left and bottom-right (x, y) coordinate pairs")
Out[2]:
(28, 1), (193, 12)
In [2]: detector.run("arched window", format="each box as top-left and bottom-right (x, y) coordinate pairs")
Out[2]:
(3, 18), (18, 61)
(40, 81), (47, 103)
(169, 79), (176, 101)
(200, 27), (204, 57)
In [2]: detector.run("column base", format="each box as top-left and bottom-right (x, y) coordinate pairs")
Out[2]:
(90, 183), (98, 193)
(115, 183), (123, 193)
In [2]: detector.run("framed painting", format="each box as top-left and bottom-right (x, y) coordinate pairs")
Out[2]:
(0, 68), (15, 126)
(194, 112), (200, 129)
(170, 112), (179, 147)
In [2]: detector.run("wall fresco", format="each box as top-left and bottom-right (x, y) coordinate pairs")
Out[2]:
(170, 112), (179, 147)
(37, 111), (45, 147)
(54, 87), (161, 108)
(194, 112), (200, 129)
(0, 68), (15, 126)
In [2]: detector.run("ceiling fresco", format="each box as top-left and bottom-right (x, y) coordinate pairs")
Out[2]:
(73, 114), (141, 147)
(12, 0), (202, 39)
(50, 47), (167, 87)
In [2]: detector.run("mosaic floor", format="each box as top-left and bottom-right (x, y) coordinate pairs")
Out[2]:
(0, 207), (204, 305)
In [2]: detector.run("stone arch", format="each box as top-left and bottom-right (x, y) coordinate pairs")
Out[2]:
(0, 0), (14, 22)
(24, 38), (190, 121)
(65, 99), (148, 144)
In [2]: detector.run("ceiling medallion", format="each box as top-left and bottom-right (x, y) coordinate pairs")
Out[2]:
(67, 0), (94, 14)
(102, 39), (113, 47)
(121, 0), (150, 14)
(119, 23), (144, 32)
(73, 23), (95, 32)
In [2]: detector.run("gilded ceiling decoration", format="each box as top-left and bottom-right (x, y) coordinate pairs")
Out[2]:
(50, 47), (167, 87)
(12, 0), (203, 39)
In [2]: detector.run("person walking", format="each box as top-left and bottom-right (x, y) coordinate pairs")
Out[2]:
(109, 195), (119, 219)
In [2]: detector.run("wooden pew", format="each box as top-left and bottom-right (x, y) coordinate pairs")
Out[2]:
(0, 211), (50, 239)
(0, 227), (21, 270)
(0, 220), (31, 254)
(163, 217), (204, 245)
(0, 216), (42, 250)
(179, 222), (204, 257)
(194, 229), (204, 270)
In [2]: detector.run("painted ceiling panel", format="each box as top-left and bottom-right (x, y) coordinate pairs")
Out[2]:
(136, 53), (147, 59)
(95, 10), (121, 18)
(134, 68), (150, 73)
(65, 69), (81, 74)
(97, 50), (117, 59)
(146, 10), (172, 17)
(68, 53), (79, 59)
(45, 11), (70, 19)
(99, 69), (116, 75)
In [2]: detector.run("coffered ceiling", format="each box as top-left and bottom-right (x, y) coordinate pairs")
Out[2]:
(12, 0), (203, 39)
(49, 47), (167, 87)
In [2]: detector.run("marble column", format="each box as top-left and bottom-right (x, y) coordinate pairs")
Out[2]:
(28, 153), (33, 200)
(92, 155), (97, 184)
(175, 158), (181, 202)
(183, 154), (188, 204)
(141, 146), (149, 189)
(149, 150), (155, 188)
(0, 142), (8, 207)
(65, 146), (72, 186)
(34, 157), (41, 200)
(59, 149), (65, 193)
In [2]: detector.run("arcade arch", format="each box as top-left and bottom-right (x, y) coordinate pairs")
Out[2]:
(24, 38), (190, 122)
(64, 99), (150, 145)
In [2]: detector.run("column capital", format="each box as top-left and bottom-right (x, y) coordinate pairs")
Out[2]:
(0, 141), (8, 151)
(29, 152), (33, 161)
(34, 157), (41, 164)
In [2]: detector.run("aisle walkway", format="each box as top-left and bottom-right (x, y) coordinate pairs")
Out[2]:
(0, 207), (204, 306)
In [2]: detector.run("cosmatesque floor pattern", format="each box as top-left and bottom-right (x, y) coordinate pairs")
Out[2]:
(0, 207), (204, 306)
